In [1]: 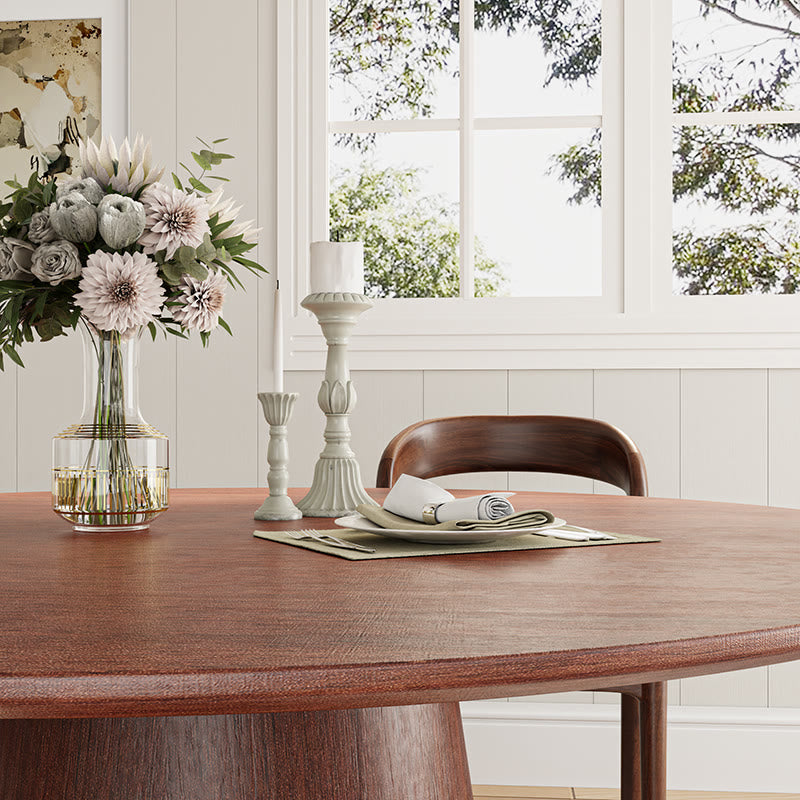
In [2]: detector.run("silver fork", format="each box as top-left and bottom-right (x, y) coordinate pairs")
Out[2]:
(285, 529), (376, 553)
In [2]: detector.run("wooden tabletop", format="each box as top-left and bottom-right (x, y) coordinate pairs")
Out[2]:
(2, 488), (800, 719)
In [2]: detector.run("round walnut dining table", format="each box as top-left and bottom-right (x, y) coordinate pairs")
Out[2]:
(2, 488), (800, 800)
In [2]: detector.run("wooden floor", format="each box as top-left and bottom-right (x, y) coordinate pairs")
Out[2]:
(472, 789), (800, 800)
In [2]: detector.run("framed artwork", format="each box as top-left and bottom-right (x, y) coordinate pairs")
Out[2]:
(0, 0), (127, 179)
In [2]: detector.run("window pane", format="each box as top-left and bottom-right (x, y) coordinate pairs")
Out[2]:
(330, 132), (460, 298)
(329, 1), (459, 121)
(475, 1), (601, 117)
(673, 0), (800, 113)
(672, 123), (800, 294)
(475, 129), (602, 297)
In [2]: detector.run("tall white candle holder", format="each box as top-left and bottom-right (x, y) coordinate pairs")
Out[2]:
(254, 392), (302, 521)
(296, 292), (377, 517)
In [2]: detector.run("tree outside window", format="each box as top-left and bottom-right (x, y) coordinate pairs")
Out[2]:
(329, 0), (800, 298)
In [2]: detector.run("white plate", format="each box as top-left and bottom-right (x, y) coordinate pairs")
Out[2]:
(334, 514), (567, 544)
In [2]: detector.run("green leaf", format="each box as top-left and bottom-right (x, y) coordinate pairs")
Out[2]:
(217, 317), (232, 336)
(196, 233), (217, 263)
(175, 245), (197, 264)
(11, 196), (32, 222)
(171, 172), (184, 190)
(212, 138), (229, 144)
(207, 175), (230, 182)
(3, 344), (24, 368)
(147, 321), (158, 341)
(160, 262), (184, 285)
(188, 176), (212, 194)
(214, 152), (234, 160)
(183, 259), (209, 281)
(192, 150), (213, 171)
(165, 326), (189, 339)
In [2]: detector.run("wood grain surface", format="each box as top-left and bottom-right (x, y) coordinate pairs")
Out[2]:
(376, 415), (648, 496)
(2, 488), (800, 719)
(0, 703), (472, 800)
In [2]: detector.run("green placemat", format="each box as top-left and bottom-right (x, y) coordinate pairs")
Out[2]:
(253, 526), (659, 560)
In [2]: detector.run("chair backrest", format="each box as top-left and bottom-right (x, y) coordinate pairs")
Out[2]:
(376, 415), (648, 496)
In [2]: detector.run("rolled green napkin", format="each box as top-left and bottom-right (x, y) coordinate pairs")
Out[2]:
(356, 503), (555, 531)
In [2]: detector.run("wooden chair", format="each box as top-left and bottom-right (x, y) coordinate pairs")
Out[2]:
(376, 415), (662, 800)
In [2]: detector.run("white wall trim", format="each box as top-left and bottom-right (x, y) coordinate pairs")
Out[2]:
(461, 701), (800, 792)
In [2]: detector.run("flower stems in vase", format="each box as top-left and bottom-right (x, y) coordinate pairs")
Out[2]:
(53, 323), (169, 532)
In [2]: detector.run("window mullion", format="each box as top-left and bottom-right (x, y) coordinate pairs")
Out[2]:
(459, 0), (475, 299)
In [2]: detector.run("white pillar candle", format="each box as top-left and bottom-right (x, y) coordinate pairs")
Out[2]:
(309, 241), (364, 295)
(272, 279), (284, 392)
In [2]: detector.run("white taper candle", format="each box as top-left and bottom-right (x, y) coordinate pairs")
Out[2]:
(273, 279), (284, 392)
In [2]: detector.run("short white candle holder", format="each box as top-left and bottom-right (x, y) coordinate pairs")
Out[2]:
(254, 391), (302, 521)
(296, 292), (378, 517)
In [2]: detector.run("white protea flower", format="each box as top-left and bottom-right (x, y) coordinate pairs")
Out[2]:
(138, 183), (209, 259)
(171, 270), (227, 332)
(74, 251), (165, 338)
(205, 187), (260, 246)
(79, 134), (165, 195)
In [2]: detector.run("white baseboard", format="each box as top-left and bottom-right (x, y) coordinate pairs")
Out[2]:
(461, 701), (800, 793)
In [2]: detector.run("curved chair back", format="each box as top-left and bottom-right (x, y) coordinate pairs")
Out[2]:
(376, 415), (648, 496)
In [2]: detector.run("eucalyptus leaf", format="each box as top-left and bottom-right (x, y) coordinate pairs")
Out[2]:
(188, 176), (211, 194)
(183, 259), (209, 281)
(160, 262), (184, 285)
(192, 151), (212, 171)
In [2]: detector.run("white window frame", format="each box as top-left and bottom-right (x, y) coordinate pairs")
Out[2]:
(278, 0), (800, 372)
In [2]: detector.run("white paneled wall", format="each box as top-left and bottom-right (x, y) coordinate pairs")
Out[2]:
(2, 0), (800, 718)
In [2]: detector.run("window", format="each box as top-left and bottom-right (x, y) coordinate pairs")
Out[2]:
(328, 0), (607, 299)
(671, 0), (800, 296)
(278, 1), (800, 372)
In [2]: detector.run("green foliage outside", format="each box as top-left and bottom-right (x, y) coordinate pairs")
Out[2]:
(329, 166), (508, 298)
(330, 0), (800, 296)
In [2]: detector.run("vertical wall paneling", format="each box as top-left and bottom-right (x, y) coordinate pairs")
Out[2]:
(594, 369), (681, 499)
(0, 367), (16, 492)
(423, 370), (508, 490)
(680, 369), (768, 505)
(507, 369), (594, 494)
(348, 370), (424, 487)
(767, 369), (800, 510)
(16, 336), (82, 491)
(130, 0), (179, 483)
(174, 0), (260, 487)
(768, 660), (800, 707)
(681, 667), (769, 708)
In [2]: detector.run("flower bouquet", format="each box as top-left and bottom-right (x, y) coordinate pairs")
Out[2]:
(0, 135), (265, 531)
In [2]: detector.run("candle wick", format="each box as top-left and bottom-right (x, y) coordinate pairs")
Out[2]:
(276, 278), (280, 290)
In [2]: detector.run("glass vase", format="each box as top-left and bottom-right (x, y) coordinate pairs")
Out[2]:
(52, 322), (169, 532)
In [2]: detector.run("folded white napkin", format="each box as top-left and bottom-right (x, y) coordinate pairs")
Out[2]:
(383, 474), (514, 524)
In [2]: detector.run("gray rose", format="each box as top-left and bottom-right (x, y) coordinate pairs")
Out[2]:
(27, 209), (58, 244)
(55, 177), (104, 205)
(49, 192), (98, 243)
(30, 240), (82, 285)
(0, 237), (35, 281)
(97, 193), (146, 249)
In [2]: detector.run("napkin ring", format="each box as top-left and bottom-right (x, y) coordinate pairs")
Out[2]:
(422, 503), (439, 524)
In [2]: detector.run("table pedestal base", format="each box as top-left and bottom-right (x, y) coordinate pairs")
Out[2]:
(0, 702), (472, 800)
